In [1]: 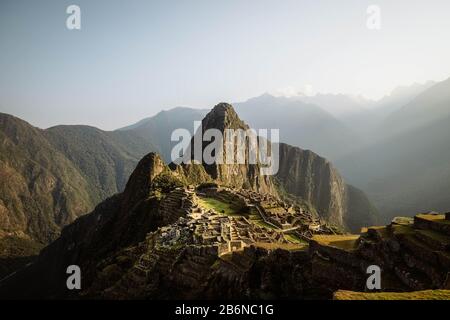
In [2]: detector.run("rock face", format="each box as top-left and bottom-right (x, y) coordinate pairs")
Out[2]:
(308, 213), (450, 294)
(275, 143), (347, 227)
(275, 144), (378, 231)
(184, 103), (276, 195)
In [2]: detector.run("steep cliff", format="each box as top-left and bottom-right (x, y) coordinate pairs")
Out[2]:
(183, 103), (276, 195)
(275, 143), (378, 230)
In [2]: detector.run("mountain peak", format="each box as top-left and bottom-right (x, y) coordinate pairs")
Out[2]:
(202, 103), (248, 132)
(212, 102), (234, 113)
(121, 152), (167, 210)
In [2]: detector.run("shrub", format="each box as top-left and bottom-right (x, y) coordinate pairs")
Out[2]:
(151, 173), (184, 193)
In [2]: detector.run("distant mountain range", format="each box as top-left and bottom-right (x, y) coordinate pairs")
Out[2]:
(232, 80), (450, 223)
(336, 78), (450, 220)
(233, 94), (358, 160)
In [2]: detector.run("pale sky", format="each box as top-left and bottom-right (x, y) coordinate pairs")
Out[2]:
(1, 0), (450, 130)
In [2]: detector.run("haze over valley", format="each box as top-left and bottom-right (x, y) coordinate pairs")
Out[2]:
(1, 0), (450, 301)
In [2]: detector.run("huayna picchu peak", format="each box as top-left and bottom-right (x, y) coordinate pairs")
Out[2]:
(202, 102), (248, 131)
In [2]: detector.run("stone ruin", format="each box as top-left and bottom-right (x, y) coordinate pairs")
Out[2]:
(308, 212), (450, 293)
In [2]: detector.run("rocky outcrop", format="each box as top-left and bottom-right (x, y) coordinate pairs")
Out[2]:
(275, 143), (347, 227)
(308, 213), (450, 294)
(183, 103), (277, 195)
(275, 143), (378, 231)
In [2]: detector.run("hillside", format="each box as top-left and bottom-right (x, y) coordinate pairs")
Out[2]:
(0, 113), (96, 269)
(275, 143), (378, 230)
(336, 78), (450, 221)
(44, 125), (154, 201)
(0, 113), (157, 267)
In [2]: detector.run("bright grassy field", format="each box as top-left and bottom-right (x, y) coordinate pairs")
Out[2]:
(197, 197), (240, 216)
(312, 234), (360, 251)
(284, 233), (308, 245)
(334, 289), (450, 300)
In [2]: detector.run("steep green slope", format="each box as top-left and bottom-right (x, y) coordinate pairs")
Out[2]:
(0, 113), (95, 247)
(0, 114), (157, 258)
(44, 125), (154, 202)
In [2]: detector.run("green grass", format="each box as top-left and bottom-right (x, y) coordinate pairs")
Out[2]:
(197, 197), (241, 216)
(252, 242), (306, 251)
(284, 233), (307, 245)
(253, 219), (277, 230)
(312, 234), (360, 251)
(248, 212), (277, 230)
(391, 224), (415, 236)
(0, 236), (43, 258)
(334, 289), (450, 300)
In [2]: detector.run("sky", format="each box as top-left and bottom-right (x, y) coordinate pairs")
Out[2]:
(1, 0), (450, 130)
